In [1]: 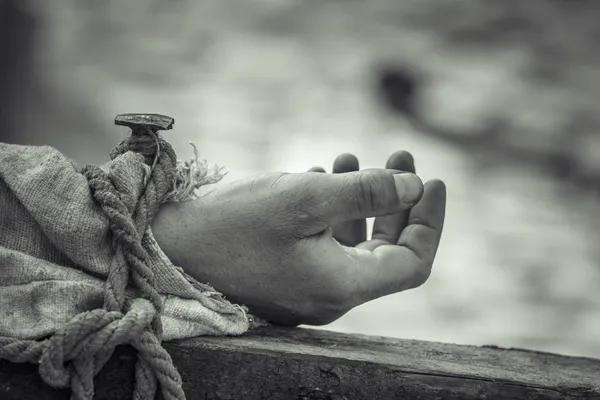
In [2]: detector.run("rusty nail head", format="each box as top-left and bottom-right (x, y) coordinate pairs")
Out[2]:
(114, 113), (175, 134)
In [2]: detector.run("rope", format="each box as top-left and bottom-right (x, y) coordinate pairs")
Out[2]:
(0, 129), (187, 400)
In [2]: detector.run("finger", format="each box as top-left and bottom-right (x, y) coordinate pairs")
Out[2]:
(331, 153), (366, 246)
(308, 166), (326, 173)
(397, 178), (446, 261)
(349, 180), (446, 302)
(298, 169), (424, 234)
(361, 151), (415, 250)
(332, 153), (359, 173)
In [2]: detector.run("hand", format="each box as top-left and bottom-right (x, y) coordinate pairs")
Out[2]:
(151, 152), (446, 326)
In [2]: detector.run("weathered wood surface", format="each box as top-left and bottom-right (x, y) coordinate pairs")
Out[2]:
(1, 326), (599, 399)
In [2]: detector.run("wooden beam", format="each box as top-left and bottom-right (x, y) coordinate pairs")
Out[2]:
(1, 326), (599, 399)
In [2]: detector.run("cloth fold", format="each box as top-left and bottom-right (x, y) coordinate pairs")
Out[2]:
(0, 142), (250, 342)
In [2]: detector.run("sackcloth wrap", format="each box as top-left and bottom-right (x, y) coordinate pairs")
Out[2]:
(0, 131), (263, 399)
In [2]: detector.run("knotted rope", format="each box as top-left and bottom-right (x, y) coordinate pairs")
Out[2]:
(0, 129), (187, 400)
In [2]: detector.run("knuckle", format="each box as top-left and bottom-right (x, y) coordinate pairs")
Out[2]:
(352, 171), (392, 213)
(353, 173), (375, 214)
(271, 173), (317, 209)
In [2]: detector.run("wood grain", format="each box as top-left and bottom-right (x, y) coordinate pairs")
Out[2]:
(1, 326), (599, 399)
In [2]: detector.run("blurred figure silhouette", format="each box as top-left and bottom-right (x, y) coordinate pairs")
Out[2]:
(377, 65), (421, 118)
(375, 64), (597, 193)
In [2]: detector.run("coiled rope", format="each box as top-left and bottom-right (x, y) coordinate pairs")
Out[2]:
(0, 128), (187, 400)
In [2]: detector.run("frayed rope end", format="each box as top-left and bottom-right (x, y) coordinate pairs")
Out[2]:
(165, 142), (227, 203)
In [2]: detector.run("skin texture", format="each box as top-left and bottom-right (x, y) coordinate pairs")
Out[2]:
(151, 151), (446, 326)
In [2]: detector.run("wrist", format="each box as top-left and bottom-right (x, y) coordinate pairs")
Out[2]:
(151, 200), (206, 277)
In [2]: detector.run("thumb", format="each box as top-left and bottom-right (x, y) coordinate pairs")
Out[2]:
(302, 169), (424, 227)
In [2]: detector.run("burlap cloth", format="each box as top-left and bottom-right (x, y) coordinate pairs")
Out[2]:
(0, 141), (251, 342)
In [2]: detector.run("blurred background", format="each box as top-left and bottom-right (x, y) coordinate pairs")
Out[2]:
(2, 0), (600, 358)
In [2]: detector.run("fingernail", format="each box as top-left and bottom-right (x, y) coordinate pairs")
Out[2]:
(393, 172), (423, 205)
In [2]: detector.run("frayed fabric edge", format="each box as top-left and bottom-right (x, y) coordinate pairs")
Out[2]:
(172, 264), (270, 330)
